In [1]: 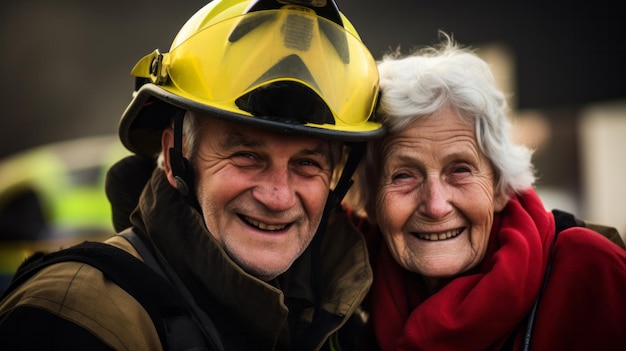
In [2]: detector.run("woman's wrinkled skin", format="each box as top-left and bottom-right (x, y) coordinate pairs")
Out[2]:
(376, 106), (508, 291)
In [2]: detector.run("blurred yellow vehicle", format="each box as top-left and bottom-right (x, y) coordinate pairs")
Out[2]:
(0, 135), (129, 294)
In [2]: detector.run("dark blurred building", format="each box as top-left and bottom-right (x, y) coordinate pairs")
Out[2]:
(1, 0), (625, 235)
(2, 0), (624, 160)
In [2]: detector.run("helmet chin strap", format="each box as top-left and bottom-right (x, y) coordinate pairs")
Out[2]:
(326, 142), (366, 214)
(310, 141), (365, 322)
(168, 112), (200, 210)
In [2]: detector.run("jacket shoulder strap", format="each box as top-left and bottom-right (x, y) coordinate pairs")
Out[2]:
(118, 228), (223, 351)
(2, 240), (189, 350)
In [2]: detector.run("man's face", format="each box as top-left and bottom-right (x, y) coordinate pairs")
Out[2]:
(192, 118), (334, 281)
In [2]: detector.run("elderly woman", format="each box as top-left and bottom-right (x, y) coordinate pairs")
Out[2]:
(346, 36), (626, 351)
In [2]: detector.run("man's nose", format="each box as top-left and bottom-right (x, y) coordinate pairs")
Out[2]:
(251, 166), (297, 212)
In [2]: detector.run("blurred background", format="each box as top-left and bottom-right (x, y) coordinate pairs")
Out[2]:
(1, 0), (625, 291)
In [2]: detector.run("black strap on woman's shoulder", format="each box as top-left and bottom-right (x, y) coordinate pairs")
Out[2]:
(520, 229), (560, 351)
(552, 209), (584, 234)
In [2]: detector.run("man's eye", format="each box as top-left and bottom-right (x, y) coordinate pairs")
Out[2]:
(234, 152), (256, 159)
(298, 159), (318, 167)
(295, 159), (327, 176)
(232, 152), (259, 166)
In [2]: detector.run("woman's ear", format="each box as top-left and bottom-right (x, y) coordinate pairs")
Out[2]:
(493, 189), (509, 212)
(161, 127), (178, 189)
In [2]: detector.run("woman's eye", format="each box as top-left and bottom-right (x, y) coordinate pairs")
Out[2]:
(452, 165), (471, 174)
(391, 172), (411, 181)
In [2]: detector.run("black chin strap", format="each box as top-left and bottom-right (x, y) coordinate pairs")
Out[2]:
(327, 142), (366, 213)
(310, 142), (366, 322)
(168, 112), (200, 210)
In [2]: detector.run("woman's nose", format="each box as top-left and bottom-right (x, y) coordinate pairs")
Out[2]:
(417, 177), (452, 219)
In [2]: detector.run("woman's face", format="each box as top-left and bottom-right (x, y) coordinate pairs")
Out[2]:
(376, 106), (508, 281)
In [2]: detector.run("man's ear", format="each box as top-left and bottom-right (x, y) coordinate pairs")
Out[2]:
(161, 127), (178, 189)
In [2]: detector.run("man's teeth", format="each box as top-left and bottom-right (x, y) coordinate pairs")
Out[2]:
(416, 228), (462, 241)
(245, 216), (287, 231)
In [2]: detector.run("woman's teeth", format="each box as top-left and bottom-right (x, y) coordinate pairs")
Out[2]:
(415, 228), (462, 241)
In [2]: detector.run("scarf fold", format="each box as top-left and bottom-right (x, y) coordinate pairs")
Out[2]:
(372, 190), (555, 351)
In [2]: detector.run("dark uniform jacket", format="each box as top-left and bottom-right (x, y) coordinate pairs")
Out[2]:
(0, 169), (372, 350)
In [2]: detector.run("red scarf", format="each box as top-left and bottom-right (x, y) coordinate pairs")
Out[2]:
(370, 190), (555, 351)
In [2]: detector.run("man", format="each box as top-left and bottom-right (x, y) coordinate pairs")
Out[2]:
(0, 0), (384, 350)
